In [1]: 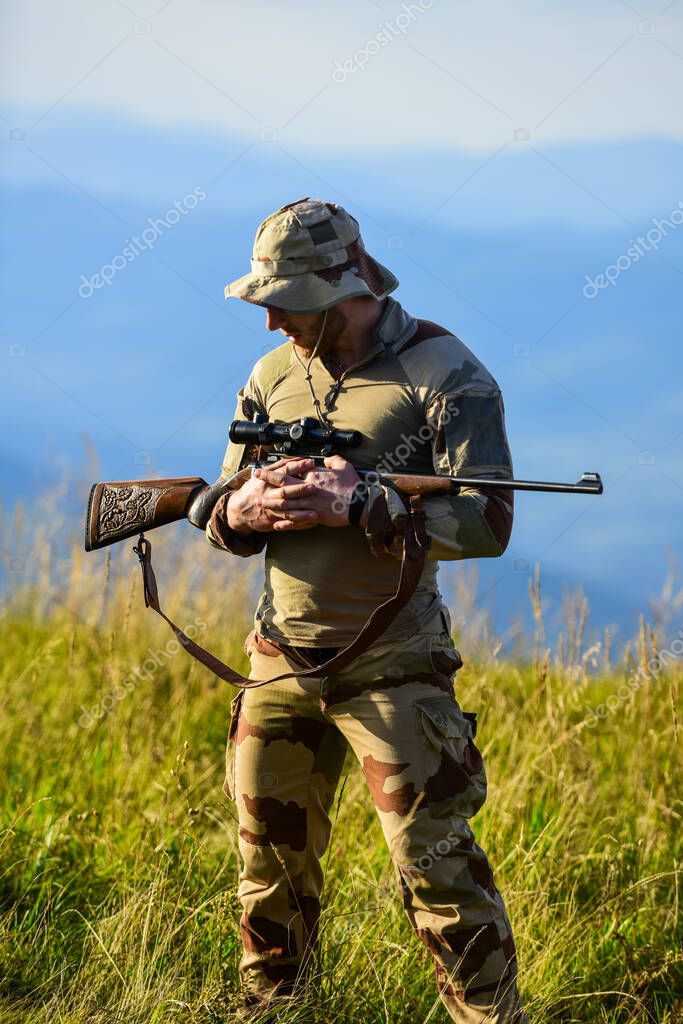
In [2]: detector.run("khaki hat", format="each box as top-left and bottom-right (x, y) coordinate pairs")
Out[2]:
(224, 197), (398, 313)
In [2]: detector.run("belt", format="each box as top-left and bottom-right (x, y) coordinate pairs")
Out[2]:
(287, 644), (342, 668)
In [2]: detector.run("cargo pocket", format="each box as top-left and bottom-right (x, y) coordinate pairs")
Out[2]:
(415, 697), (486, 818)
(223, 690), (244, 800)
(428, 608), (463, 678)
(428, 634), (463, 677)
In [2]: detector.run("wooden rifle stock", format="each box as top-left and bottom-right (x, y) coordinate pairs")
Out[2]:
(84, 475), (242, 551)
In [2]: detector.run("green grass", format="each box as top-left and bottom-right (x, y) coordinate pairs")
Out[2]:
(0, 525), (681, 1023)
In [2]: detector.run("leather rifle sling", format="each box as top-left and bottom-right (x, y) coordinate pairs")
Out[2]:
(133, 495), (427, 689)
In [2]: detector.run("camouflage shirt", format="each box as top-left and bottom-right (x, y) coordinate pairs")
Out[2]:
(207, 297), (513, 646)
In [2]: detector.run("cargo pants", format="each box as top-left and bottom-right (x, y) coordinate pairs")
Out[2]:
(224, 620), (527, 1023)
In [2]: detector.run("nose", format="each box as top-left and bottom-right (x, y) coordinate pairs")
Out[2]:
(266, 308), (287, 332)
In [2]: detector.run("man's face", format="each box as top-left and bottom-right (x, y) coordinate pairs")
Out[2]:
(265, 304), (347, 352)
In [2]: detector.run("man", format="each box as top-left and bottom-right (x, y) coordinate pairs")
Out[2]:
(207, 198), (527, 1023)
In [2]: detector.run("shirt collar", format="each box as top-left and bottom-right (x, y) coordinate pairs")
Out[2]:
(372, 296), (417, 352)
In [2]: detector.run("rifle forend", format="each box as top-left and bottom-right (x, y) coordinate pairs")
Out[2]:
(84, 476), (233, 551)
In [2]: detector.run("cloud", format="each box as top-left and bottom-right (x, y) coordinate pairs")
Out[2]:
(1, 0), (682, 152)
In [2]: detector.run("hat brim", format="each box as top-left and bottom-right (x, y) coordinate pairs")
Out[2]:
(224, 258), (398, 314)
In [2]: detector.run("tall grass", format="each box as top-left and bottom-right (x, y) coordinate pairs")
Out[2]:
(0, 484), (681, 1022)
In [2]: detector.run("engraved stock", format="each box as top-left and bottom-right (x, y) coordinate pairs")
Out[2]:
(98, 484), (166, 540)
(85, 477), (206, 551)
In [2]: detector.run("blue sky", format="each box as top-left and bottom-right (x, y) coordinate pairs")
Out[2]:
(1, 0), (682, 646)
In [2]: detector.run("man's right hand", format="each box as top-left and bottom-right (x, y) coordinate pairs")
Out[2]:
(225, 458), (321, 534)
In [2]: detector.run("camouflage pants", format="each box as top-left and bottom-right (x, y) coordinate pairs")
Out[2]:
(225, 622), (527, 1023)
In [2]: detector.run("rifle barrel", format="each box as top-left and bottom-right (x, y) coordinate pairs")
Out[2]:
(363, 470), (603, 496)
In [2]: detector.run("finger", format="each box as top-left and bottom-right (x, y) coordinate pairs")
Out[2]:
(256, 469), (317, 490)
(272, 517), (319, 531)
(253, 467), (288, 487)
(254, 458), (317, 473)
(264, 508), (318, 523)
(265, 480), (318, 499)
(280, 481), (318, 499)
(279, 457), (316, 475)
(261, 496), (318, 512)
(255, 458), (292, 474)
(255, 458), (316, 479)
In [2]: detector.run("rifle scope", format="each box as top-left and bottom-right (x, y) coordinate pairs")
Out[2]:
(229, 416), (362, 453)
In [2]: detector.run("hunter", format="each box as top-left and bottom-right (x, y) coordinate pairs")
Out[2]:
(207, 197), (527, 1023)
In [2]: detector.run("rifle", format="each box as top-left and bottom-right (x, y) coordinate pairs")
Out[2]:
(83, 415), (603, 690)
(85, 415), (603, 552)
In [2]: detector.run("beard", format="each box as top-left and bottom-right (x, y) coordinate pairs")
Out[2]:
(295, 306), (348, 355)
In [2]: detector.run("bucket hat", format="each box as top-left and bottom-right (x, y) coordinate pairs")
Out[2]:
(224, 197), (398, 313)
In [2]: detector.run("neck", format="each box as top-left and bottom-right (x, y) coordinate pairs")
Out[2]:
(298, 298), (387, 370)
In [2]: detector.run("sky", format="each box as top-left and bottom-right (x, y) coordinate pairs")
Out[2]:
(1, 0), (682, 649)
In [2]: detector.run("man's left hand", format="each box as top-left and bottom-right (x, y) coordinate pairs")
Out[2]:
(254, 455), (361, 528)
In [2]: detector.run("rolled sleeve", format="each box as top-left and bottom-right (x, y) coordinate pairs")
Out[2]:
(206, 492), (267, 558)
(359, 479), (410, 558)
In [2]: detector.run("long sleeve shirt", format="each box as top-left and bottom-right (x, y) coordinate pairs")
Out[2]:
(207, 297), (513, 647)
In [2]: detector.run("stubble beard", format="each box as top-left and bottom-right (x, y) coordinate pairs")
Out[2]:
(293, 307), (348, 357)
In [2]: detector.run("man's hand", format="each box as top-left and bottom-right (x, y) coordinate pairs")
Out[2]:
(253, 455), (361, 530)
(226, 458), (321, 534)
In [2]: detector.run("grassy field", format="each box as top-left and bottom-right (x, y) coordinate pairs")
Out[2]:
(0, 506), (681, 1023)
